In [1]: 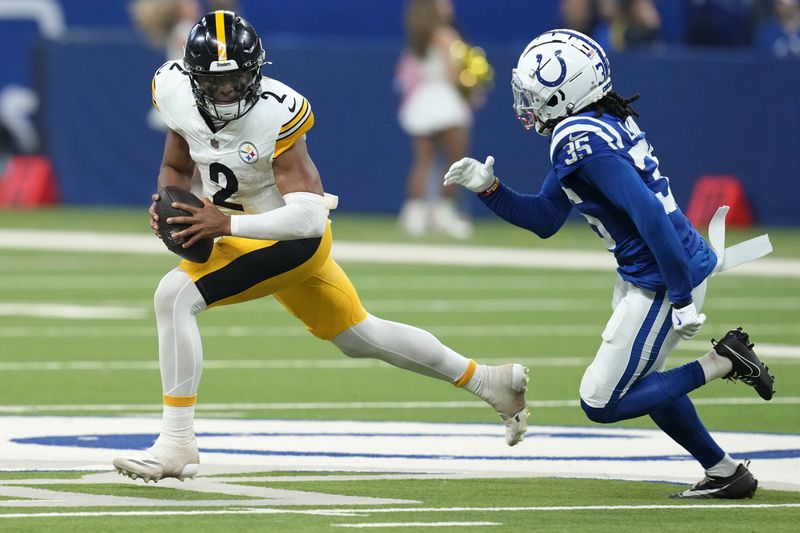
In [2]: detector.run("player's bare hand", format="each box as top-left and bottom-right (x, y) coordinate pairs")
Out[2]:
(149, 193), (160, 235)
(168, 198), (231, 248)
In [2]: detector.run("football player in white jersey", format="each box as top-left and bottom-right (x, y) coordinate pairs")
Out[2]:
(445, 29), (775, 499)
(112, 11), (530, 483)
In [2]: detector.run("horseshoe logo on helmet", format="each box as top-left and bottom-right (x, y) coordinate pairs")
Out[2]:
(534, 50), (567, 88)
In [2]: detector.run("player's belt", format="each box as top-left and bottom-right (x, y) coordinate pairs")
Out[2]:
(708, 206), (773, 274)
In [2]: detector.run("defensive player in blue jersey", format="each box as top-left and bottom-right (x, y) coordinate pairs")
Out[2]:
(444, 29), (776, 499)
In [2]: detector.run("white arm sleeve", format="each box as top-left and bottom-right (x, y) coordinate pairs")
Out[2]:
(229, 191), (328, 240)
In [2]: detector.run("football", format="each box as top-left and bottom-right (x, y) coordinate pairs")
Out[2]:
(154, 186), (214, 263)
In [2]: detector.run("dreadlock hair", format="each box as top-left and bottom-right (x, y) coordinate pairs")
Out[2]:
(587, 91), (640, 121)
(540, 91), (641, 135)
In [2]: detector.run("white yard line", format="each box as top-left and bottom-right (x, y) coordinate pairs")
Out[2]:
(0, 303), (146, 320)
(1, 296), (798, 319)
(0, 357), (588, 372)
(318, 503), (800, 513)
(2, 323), (800, 339)
(3, 344), (800, 372)
(0, 396), (797, 413)
(1, 503), (799, 519)
(1, 229), (797, 278)
(681, 341), (800, 359)
(332, 522), (502, 528)
(0, 324), (596, 338)
(0, 274), (613, 291)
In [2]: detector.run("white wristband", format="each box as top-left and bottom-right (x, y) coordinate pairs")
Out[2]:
(230, 192), (328, 240)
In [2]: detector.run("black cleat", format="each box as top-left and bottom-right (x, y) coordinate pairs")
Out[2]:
(712, 327), (775, 401)
(670, 463), (758, 499)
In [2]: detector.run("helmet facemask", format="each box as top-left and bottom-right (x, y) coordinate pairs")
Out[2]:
(188, 61), (262, 121)
(512, 69), (562, 136)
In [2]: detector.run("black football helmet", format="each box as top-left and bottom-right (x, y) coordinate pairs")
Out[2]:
(183, 11), (266, 121)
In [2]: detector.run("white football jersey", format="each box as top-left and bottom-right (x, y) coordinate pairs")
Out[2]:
(151, 60), (314, 215)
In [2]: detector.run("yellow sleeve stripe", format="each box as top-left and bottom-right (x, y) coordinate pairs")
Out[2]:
(273, 110), (315, 159)
(151, 75), (159, 110)
(278, 98), (310, 137)
(215, 10), (227, 60)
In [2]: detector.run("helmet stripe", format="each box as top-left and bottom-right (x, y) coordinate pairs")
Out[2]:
(215, 10), (227, 60)
(555, 29), (609, 75)
(151, 75), (158, 110)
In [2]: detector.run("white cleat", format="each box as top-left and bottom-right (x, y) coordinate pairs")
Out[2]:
(481, 364), (530, 446)
(113, 438), (200, 483)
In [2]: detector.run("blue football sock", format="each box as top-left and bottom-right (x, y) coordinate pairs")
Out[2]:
(581, 361), (725, 469)
(649, 394), (725, 469)
(582, 361), (706, 422)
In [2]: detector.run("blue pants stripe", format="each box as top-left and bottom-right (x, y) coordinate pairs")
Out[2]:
(608, 290), (665, 406)
(640, 304), (674, 377)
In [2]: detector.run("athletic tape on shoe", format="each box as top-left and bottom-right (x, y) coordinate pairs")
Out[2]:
(708, 206), (773, 274)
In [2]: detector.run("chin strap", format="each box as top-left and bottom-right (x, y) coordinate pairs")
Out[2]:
(707, 206), (773, 274)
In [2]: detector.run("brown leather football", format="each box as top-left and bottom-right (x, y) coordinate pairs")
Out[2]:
(155, 186), (213, 263)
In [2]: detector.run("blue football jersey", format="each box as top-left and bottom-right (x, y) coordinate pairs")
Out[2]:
(549, 111), (716, 303)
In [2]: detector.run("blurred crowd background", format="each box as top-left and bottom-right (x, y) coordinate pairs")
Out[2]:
(0, 0), (797, 225)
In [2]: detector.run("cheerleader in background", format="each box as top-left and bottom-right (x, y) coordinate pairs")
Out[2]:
(396, 0), (492, 239)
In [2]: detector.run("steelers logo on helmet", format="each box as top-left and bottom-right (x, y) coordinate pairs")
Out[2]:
(183, 10), (266, 121)
(238, 141), (259, 164)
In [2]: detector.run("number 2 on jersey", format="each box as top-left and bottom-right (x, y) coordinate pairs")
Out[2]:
(209, 162), (244, 212)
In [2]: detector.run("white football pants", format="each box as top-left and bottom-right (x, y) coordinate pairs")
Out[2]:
(579, 275), (708, 408)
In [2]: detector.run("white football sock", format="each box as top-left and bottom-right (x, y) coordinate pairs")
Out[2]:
(331, 313), (470, 381)
(705, 453), (738, 478)
(156, 404), (196, 448)
(461, 363), (487, 396)
(697, 349), (734, 383)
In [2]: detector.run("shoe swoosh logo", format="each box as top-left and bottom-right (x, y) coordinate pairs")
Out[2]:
(684, 487), (721, 496)
(721, 344), (760, 377)
(568, 133), (587, 142)
(682, 480), (736, 497)
(680, 470), (749, 497)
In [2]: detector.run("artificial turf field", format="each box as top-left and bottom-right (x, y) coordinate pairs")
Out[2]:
(0, 208), (798, 531)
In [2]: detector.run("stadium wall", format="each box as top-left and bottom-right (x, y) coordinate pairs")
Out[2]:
(36, 34), (799, 225)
